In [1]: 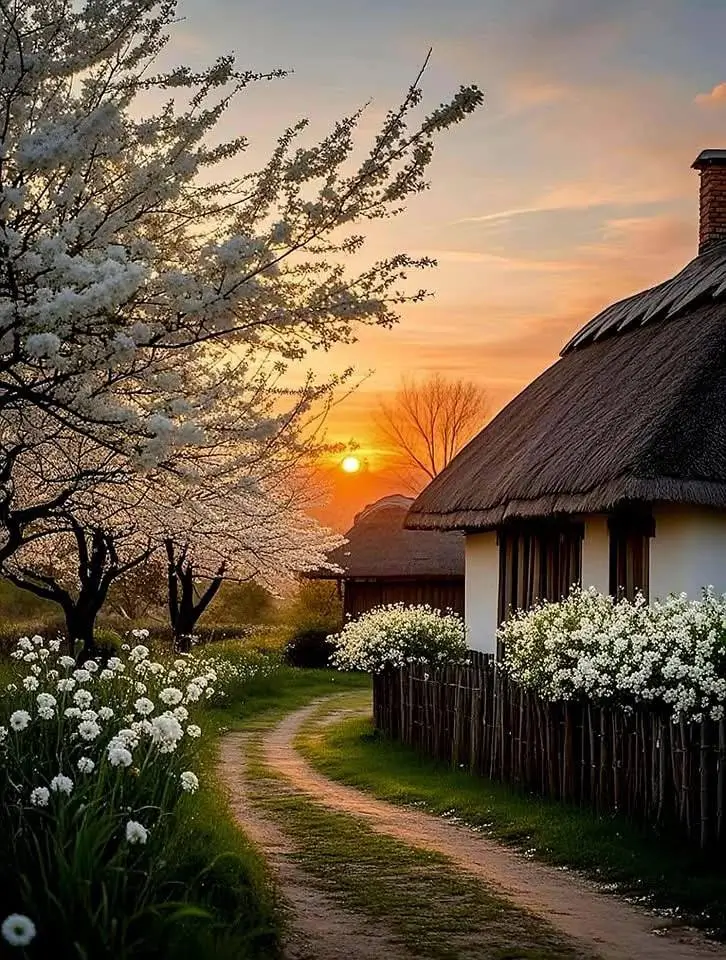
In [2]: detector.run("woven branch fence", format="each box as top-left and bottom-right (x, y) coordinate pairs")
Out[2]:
(372, 652), (726, 849)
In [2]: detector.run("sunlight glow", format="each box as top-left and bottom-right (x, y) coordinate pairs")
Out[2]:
(341, 455), (361, 474)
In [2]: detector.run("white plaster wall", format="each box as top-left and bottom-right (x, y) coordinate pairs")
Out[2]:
(464, 532), (499, 653)
(650, 506), (726, 599)
(581, 515), (610, 593)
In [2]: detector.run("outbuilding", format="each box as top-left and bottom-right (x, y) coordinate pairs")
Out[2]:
(322, 495), (465, 619)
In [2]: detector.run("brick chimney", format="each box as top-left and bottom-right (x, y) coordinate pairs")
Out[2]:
(692, 149), (726, 253)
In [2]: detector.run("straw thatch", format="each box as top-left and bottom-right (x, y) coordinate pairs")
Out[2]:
(407, 243), (726, 531)
(320, 495), (464, 576)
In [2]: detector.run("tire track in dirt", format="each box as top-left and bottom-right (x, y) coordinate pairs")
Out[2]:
(262, 697), (726, 960)
(219, 733), (416, 960)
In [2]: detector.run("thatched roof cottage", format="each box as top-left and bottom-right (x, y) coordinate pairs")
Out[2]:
(406, 150), (726, 653)
(319, 495), (464, 619)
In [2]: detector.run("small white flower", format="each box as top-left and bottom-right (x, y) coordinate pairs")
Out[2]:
(99, 669), (114, 681)
(57, 678), (75, 692)
(59, 655), (76, 669)
(77, 756), (95, 774)
(29, 786), (49, 807)
(107, 744), (133, 767)
(2, 914), (36, 946)
(77, 720), (101, 741)
(17, 637), (32, 652)
(180, 771), (199, 793)
(9, 710), (30, 732)
(84, 661), (99, 673)
(73, 690), (92, 709)
(50, 774), (73, 795)
(64, 707), (81, 719)
(150, 713), (184, 753)
(129, 644), (150, 663)
(37, 693), (56, 711)
(98, 706), (114, 721)
(38, 648), (50, 660)
(0, 726), (6, 742)
(135, 682), (147, 695)
(22, 676), (38, 691)
(125, 820), (148, 844)
(134, 697), (154, 716)
(172, 705), (188, 722)
(159, 687), (183, 706)
(186, 724), (202, 739)
(22, 651), (38, 662)
(73, 669), (91, 683)
(185, 683), (202, 702)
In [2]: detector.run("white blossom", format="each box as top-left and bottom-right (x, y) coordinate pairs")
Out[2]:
(125, 821), (149, 845)
(1, 914), (36, 947)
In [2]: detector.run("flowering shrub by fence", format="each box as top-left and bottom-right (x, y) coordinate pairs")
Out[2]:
(499, 587), (726, 721)
(329, 603), (467, 673)
(0, 630), (275, 956)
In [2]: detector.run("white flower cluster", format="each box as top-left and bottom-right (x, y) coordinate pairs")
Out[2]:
(0, 631), (275, 946)
(330, 604), (467, 674)
(500, 587), (726, 721)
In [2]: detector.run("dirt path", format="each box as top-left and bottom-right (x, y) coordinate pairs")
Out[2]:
(259, 698), (726, 960)
(219, 733), (415, 960)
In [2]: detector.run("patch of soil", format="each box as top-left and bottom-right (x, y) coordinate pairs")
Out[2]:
(263, 699), (726, 960)
(219, 733), (415, 960)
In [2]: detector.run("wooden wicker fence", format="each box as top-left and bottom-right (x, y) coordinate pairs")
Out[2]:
(372, 652), (726, 849)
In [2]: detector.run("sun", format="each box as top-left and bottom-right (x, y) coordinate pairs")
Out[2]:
(341, 455), (361, 474)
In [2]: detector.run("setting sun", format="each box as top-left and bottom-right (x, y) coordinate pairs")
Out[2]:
(341, 455), (361, 474)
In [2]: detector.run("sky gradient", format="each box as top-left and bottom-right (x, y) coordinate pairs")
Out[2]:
(180, 0), (726, 527)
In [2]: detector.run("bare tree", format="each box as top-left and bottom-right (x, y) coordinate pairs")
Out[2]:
(376, 374), (487, 491)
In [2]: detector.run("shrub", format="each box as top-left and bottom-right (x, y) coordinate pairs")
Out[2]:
(0, 631), (277, 957)
(282, 580), (343, 636)
(284, 628), (336, 668)
(500, 587), (726, 721)
(329, 604), (467, 673)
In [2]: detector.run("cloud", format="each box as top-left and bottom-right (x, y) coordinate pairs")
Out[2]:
(695, 82), (726, 106)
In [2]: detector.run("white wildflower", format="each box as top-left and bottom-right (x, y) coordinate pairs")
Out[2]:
(29, 787), (50, 807)
(9, 711), (31, 732)
(125, 820), (148, 844)
(2, 914), (36, 947)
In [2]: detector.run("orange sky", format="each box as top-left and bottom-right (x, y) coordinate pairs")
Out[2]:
(179, 0), (726, 530)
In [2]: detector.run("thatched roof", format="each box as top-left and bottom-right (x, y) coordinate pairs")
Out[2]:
(407, 242), (726, 531)
(321, 495), (464, 577)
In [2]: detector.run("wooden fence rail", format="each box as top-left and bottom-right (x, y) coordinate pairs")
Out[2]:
(372, 653), (726, 849)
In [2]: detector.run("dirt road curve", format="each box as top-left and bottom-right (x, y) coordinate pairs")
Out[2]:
(260, 698), (726, 960)
(219, 733), (416, 960)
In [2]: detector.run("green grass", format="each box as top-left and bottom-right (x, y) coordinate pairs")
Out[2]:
(298, 691), (726, 938)
(242, 706), (589, 960)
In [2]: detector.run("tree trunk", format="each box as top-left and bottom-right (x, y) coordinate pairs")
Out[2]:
(65, 603), (101, 662)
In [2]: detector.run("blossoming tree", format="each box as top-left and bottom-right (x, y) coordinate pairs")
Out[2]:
(0, 0), (482, 565)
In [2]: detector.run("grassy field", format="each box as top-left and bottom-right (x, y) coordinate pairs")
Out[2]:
(298, 690), (726, 938)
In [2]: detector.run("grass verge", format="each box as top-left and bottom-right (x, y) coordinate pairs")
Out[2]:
(298, 691), (726, 938)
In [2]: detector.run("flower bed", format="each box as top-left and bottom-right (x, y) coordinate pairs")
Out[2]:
(330, 603), (467, 673)
(0, 631), (276, 956)
(499, 587), (726, 721)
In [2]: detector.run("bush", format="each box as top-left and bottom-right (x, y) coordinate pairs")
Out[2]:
(499, 587), (726, 721)
(284, 628), (336, 669)
(329, 604), (467, 673)
(0, 631), (278, 957)
(281, 580), (343, 636)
